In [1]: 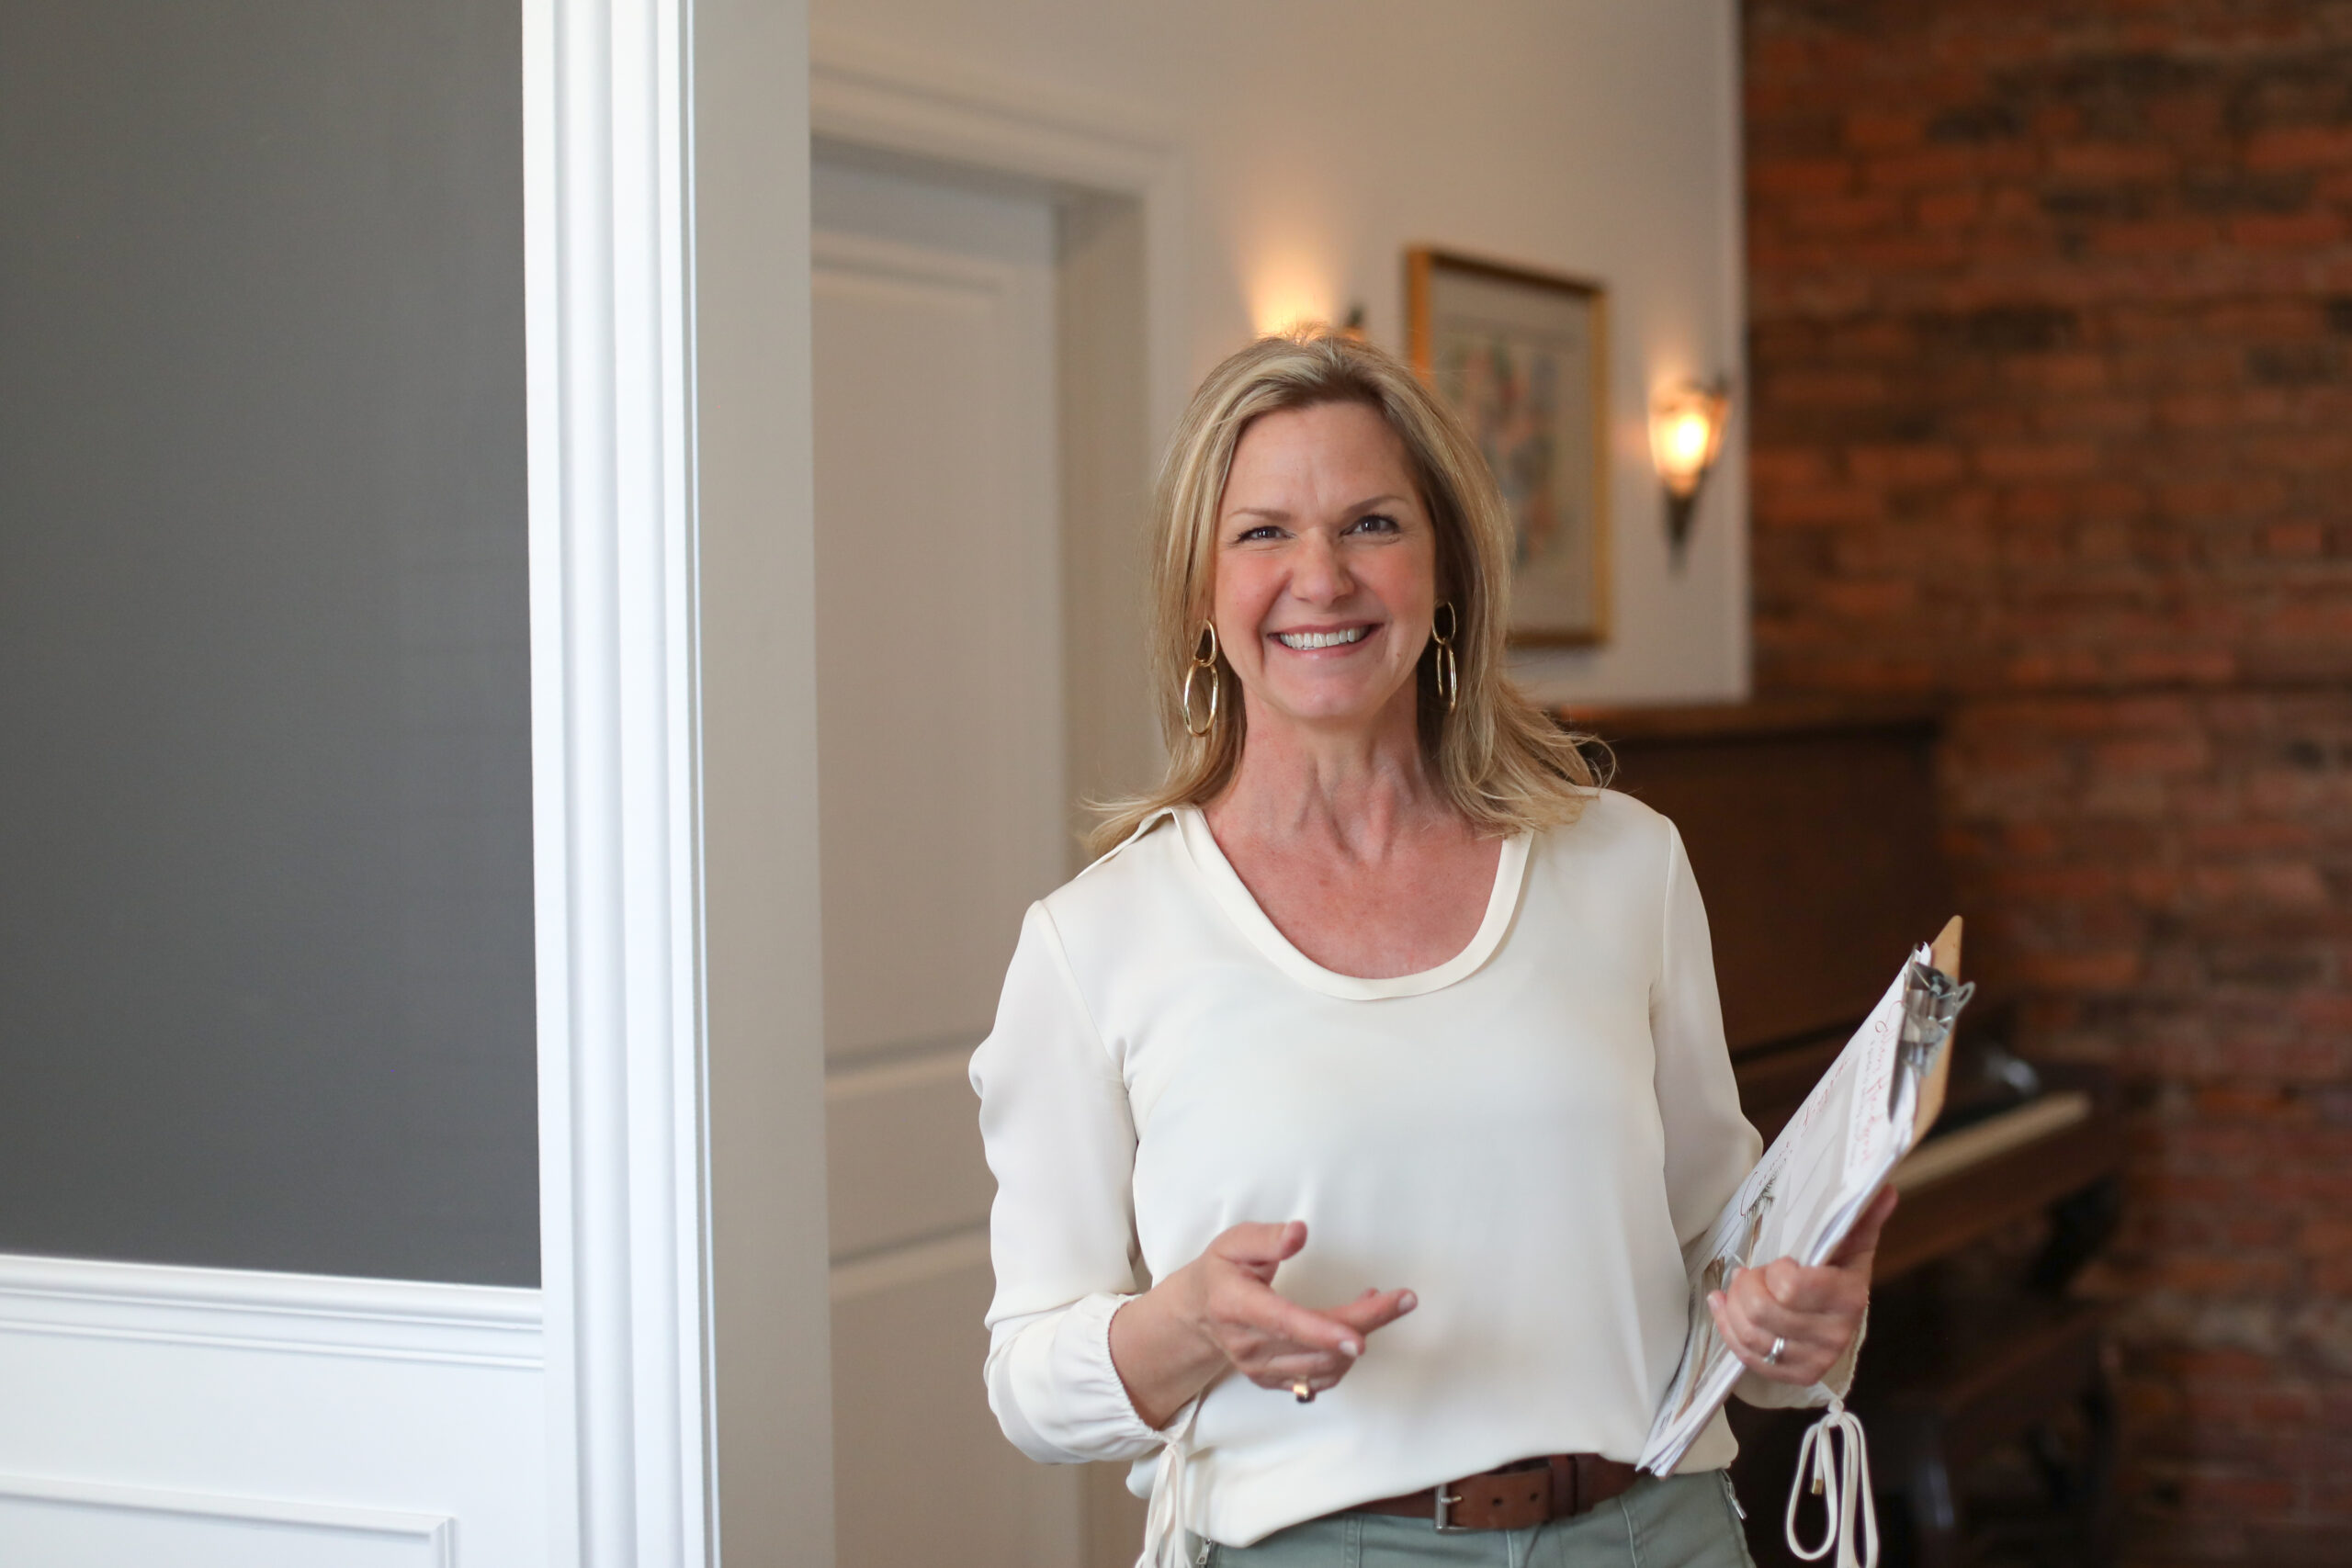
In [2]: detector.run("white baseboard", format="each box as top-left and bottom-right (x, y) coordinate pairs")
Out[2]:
(0, 1252), (546, 1566)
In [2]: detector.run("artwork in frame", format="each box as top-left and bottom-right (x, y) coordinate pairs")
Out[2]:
(1407, 248), (1610, 646)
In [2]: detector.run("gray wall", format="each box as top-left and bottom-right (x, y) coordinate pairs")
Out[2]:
(0, 0), (537, 1285)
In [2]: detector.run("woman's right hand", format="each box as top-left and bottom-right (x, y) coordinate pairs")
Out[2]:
(1108, 1220), (1416, 1429)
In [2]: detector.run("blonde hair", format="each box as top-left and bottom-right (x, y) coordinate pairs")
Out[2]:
(1090, 329), (1603, 857)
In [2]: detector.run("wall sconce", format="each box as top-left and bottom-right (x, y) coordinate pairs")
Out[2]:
(1649, 379), (1730, 569)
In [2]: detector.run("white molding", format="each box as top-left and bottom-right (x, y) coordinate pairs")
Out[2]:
(524, 0), (709, 1562)
(0, 1254), (540, 1370)
(0, 1473), (453, 1566)
(810, 27), (1170, 189)
(0, 1260), (547, 1562)
(808, 26), (1191, 442)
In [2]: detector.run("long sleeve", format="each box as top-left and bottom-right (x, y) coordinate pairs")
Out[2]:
(968, 902), (1166, 1465)
(1651, 821), (1762, 1254)
(1650, 823), (1861, 1411)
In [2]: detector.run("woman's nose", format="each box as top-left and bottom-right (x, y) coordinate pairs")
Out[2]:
(1291, 534), (1351, 603)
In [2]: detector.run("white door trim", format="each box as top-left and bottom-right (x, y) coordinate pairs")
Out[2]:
(523, 0), (703, 1555)
(526, 19), (1174, 1562)
(525, 0), (830, 1563)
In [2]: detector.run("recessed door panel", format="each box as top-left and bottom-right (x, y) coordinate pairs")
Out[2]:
(814, 152), (1078, 1568)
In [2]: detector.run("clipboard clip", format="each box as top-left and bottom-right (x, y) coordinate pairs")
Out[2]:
(1892, 961), (1975, 1118)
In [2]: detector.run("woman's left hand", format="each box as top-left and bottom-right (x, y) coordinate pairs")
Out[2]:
(1706, 1186), (1896, 1387)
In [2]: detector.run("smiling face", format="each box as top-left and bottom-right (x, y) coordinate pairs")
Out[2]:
(1210, 400), (1441, 741)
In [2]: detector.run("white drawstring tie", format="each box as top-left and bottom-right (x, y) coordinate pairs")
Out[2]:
(1786, 1398), (1878, 1568)
(1136, 1397), (1204, 1568)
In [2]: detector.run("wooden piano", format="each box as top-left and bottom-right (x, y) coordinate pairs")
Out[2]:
(1564, 697), (2126, 1568)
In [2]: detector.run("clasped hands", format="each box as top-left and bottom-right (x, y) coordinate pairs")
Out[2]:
(1107, 1190), (1895, 1432)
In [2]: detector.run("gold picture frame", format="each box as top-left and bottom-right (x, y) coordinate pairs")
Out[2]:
(1407, 247), (1611, 646)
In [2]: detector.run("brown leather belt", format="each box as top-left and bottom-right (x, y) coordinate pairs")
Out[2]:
(1345, 1454), (1641, 1532)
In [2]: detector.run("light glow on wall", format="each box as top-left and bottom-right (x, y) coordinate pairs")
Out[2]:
(1248, 254), (1340, 338)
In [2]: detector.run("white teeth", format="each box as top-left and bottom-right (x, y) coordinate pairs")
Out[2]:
(1274, 627), (1368, 650)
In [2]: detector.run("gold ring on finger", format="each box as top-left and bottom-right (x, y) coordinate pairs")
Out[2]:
(1292, 1380), (1315, 1404)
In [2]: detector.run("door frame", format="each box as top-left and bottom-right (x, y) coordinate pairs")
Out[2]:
(524, 0), (831, 1562)
(805, 32), (1185, 1567)
(809, 28), (1188, 867)
(808, 28), (1187, 444)
(524, 16), (1188, 1562)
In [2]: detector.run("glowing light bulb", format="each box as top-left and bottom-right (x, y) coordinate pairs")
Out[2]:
(1663, 411), (1712, 473)
(1649, 382), (1729, 500)
(1648, 378), (1732, 568)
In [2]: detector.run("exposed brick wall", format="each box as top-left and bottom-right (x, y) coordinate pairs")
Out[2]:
(1743, 4), (2352, 1560)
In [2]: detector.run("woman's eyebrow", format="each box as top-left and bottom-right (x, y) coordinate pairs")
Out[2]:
(1227, 493), (1410, 524)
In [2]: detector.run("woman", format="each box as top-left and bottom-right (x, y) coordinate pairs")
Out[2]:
(970, 332), (1888, 1567)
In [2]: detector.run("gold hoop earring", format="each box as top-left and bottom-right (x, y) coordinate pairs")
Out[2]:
(1430, 602), (1459, 716)
(1180, 621), (1220, 739)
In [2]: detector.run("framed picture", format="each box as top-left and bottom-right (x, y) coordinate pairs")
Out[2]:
(1407, 248), (1610, 646)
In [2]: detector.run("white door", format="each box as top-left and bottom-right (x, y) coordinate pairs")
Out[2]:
(813, 152), (1081, 1568)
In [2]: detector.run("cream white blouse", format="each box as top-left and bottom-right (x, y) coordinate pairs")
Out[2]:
(969, 791), (1845, 1554)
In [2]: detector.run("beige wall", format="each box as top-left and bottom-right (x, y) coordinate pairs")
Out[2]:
(811, 0), (1750, 704)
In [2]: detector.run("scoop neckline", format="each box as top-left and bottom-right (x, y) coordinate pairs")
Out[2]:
(1173, 805), (1531, 1000)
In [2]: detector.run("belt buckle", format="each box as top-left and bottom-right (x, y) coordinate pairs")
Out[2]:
(1433, 1486), (1469, 1533)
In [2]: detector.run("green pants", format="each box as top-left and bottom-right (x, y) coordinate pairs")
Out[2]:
(1192, 1472), (1756, 1568)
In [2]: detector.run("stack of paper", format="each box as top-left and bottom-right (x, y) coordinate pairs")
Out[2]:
(1640, 920), (1973, 1476)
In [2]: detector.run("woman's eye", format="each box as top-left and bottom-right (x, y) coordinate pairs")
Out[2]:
(1349, 513), (1401, 536)
(1235, 525), (1282, 543)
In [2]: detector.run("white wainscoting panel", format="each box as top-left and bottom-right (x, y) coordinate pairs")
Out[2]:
(0, 1255), (545, 1566)
(0, 1474), (450, 1568)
